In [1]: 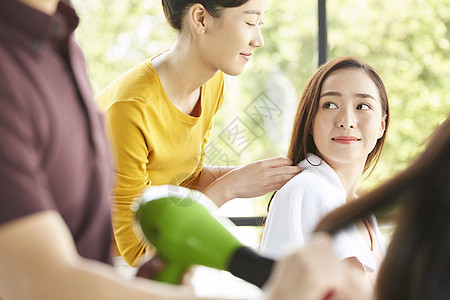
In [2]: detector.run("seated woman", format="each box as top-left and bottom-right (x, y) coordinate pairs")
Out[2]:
(260, 56), (389, 287)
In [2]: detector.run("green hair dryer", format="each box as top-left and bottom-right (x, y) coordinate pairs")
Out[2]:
(134, 185), (274, 288)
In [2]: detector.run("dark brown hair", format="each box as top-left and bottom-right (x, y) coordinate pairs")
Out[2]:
(315, 116), (450, 300)
(162, 0), (249, 30)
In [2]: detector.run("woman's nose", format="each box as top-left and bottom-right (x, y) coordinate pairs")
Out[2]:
(337, 108), (356, 129)
(250, 27), (264, 48)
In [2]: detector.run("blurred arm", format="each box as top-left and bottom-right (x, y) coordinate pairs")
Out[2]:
(0, 211), (222, 300)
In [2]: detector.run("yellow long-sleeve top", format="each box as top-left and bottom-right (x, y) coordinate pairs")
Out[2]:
(96, 57), (225, 266)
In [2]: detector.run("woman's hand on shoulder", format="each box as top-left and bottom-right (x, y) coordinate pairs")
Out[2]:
(229, 157), (301, 198)
(203, 157), (301, 205)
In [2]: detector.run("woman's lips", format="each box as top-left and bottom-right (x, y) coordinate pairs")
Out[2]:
(240, 52), (252, 61)
(332, 136), (360, 144)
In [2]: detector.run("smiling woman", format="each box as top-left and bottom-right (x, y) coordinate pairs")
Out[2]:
(313, 68), (386, 172)
(260, 56), (390, 294)
(95, 0), (301, 268)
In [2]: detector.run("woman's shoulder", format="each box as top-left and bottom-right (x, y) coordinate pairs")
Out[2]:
(120, 59), (162, 94)
(274, 156), (346, 207)
(286, 156), (339, 189)
(283, 167), (326, 190)
(96, 59), (162, 107)
(274, 169), (330, 203)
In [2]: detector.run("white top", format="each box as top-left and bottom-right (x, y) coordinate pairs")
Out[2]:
(260, 154), (386, 273)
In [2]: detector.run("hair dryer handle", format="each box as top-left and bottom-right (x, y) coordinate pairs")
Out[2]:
(228, 246), (275, 288)
(152, 261), (191, 285)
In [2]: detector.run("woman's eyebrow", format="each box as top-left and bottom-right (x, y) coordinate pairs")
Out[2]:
(320, 91), (341, 98)
(243, 10), (267, 15)
(355, 93), (376, 100)
(320, 91), (376, 101)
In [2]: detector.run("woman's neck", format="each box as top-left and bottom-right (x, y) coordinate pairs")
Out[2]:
(329, 161), (365, 202)
(18, 0), (59, 15)
(152, 37), (217, 107)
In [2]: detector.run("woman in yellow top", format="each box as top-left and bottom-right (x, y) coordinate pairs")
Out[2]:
(97, 0), (301, 267)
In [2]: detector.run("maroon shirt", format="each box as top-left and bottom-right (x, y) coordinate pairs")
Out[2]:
(0, 0), (114, 264)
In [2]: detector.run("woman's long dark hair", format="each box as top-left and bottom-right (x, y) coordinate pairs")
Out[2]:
(315, 117), (450, 300)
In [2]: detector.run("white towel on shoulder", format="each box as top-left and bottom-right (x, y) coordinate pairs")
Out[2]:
(260, 154), (385, 273)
